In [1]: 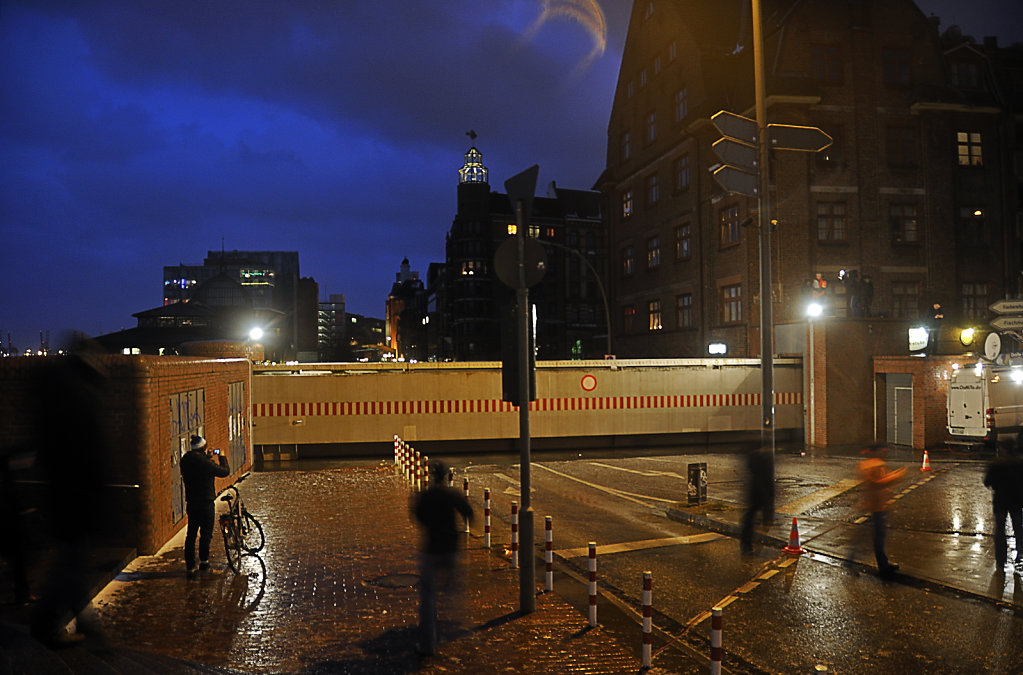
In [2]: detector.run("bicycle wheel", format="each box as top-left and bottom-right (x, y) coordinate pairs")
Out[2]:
(221, 519), (242, 573)
(240, 510), (265, 554)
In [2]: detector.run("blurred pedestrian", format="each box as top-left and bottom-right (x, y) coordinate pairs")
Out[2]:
(30, 335), (111, 646)
(739, 446), (774, 554)
(858, 445), (905, 578)
(982, 439), (1023, 569)
(180, 435), (230, 579)
(411, 461), (473, 656)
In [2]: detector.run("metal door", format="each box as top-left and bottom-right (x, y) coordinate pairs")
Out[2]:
(885, 373), (913, 447)
(170, 389), (205, 524)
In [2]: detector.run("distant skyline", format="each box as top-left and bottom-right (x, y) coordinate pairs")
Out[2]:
(2, 0), (1020, 352)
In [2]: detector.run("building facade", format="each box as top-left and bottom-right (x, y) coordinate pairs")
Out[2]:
(442, 146), (609, 361)
(598, 0), (1022, 358)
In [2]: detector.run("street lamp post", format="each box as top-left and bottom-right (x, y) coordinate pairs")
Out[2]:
(540, 240), (612, 358)
(806, 302), (823, 448)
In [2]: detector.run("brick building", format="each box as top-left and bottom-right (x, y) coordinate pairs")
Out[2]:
(597, 0), (1023, 359)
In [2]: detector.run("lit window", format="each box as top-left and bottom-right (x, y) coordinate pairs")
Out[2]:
(623, 305), (636, 333)
(528, 225), (540, 238)
(507, 224), (517, 235)
(957, 131), (982, 166)
(719, 205), (741, 246)
(721, 284), (742, 324)
(622, 247), (634, 277)
(816, 202), (846, 241)
(622, 190), (633, 218)
(647, 236), (661, 269)
(648, 299), (662, 331)
(675, 223), (691, 260)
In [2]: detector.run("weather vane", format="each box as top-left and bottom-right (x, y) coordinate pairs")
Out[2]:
(466, 129), (477, 141)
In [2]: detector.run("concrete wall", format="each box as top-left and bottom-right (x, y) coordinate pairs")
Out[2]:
(251, 359), (805, 453)
(1, 356), (252, 555)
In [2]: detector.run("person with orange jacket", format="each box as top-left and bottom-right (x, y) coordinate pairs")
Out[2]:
(859, 445), (906, 578)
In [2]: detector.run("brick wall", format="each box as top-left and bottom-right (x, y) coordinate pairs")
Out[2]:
(1, 355), (251, 555)
(874, 355), (964, 450)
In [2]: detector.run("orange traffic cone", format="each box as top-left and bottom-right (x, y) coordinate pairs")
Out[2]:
(920, 450), (932, 472)
(782, 517), (806, 554)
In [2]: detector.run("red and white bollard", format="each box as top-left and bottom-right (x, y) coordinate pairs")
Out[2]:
(484, 488), (491, 548)
(511, 501), (519, 568)
(415, 450), (422, 491)
(463, 477), (470, 533)
(545, 516), (554, 591)
(393, 435), (399, 466)
(588, 542), (597, 626)
(423, 455), (429, 489)
(402, 441), (410, 482)
(642, 571), (652, 668)
(710, 606), (723, 675)
(447, 467), (454, 489)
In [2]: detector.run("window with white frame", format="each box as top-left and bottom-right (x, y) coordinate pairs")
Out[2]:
(721, 284), (742, 324)
(648, 299), (662, 331)
(957, 131), (982, 167)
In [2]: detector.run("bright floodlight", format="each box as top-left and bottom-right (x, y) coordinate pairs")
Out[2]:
(806, 302), (823, 318)
(708, 342), (727, 355)
(248, 327), (264, 341)
(959, 327), (975, 346)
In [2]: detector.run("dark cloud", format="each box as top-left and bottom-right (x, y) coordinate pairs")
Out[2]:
(1, 0), (1015, 350)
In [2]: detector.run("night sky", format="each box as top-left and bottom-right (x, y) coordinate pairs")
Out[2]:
(3, 1), (1020, 353)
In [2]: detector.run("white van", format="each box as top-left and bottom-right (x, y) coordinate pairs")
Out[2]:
(946, 363), (1023, 447)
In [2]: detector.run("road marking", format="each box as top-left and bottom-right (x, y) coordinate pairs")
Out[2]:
(736, 581), (759, 593)
(555, 532), (723, 559)
(777, 478), (861, 515)
(758, 569), (779, 580)
(590, 461), (686, 480)
(778, 557), (797, 569)
(534, 462), (654, 507)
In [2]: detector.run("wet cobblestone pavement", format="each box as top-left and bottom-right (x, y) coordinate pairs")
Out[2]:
(89, 466), (641, 673)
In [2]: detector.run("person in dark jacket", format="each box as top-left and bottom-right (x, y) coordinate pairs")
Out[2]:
(411, 461), (473, 655)
(983, 439), (1023, 569)
(739, 446), (775, 554)
(180, 435), (229, 578)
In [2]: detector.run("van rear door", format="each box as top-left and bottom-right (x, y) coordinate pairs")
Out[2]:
(947, 371), (987, 440)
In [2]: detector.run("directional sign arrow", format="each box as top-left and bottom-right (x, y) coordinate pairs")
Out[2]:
(991, 315), (1023, 331)
(989, 299), (1023, 315)
(712, 164), (758, 197)
(711, 110), (758, 145)
(767, 124), (832, 152)
(712, 137), (758, 171)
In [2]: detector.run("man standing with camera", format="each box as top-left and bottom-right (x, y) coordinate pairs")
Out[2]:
(180, 435), (230, 579)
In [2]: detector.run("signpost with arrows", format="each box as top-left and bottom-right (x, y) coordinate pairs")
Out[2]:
(990, 299), (1023, 332)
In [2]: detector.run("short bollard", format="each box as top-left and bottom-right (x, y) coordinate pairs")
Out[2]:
(484, 488), (491, 548)
(447, 468), (454, 489)
(415, 451), (422, 491)
(423, 456), (429, 490)
(588, 542), (597, 627)
(393, 435), (399, 466)
(463, 478), (470, 533)
(511, 501), (519, 569)
(544, 516), (554, 591)
(642, 571), (652, 668)
(710, 606), (723, 675)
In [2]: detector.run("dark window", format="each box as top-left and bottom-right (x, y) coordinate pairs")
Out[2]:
(721, 284), (742, 324)
(675, 223), (691, 261)
(962, 282), (988, 319)
(882, 48), (911, 86)
(891, 281), (920, 319)
(957, 206), (987, 246)
(674, 154), (690, 192)
(890, 203), (920, 244)
(676, 293), (694, 329)
(623, 305), (636, 333)
(647, 236), (661, 269)
(621, 246), (634, 277)
(886, 126), (918, 168)
(817, 202), (847, 241)
(646, 173), (659, 207)
(811, 44), (842, 82)
(951, 62), (979, 88)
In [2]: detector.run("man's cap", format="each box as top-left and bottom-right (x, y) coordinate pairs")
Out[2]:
(191, 435), (207, 452)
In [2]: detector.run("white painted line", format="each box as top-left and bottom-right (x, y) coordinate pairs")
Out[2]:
(777, 478), (861, 515)
(556, 532), (723, 559)
(534, 462), (654, 507)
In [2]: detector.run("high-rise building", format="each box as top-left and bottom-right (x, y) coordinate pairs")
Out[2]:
(441, 145), (608, 361)
(163, 250), (304, 355)
(386, 257), (429, 362)
(598, 0), (1022, 358)
(318, 294), (347, 362)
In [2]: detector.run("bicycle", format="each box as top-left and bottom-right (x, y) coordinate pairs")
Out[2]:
(219, 473), (265, 573)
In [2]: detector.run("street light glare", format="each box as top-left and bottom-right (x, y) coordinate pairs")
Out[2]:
(249, 327), (264, 341)
(806, 303), (823, 318)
